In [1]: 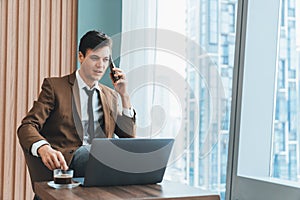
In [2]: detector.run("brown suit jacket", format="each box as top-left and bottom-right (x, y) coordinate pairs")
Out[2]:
(17, 71), (136, 165)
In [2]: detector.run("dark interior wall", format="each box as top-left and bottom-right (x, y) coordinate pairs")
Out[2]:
(77, 0), (122, 87)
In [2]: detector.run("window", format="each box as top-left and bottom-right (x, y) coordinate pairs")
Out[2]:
(122, 0), (237, 199)
(288, 0), (295, 17)
(271, 0), (299, 183)
(208, 0), (219, 46)
(278, 59), (285, 88)
(227, 0), (300, 199)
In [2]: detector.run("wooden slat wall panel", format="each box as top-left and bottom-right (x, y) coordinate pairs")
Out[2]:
(15, 0), (30, 199)
(0, 0), (77, 199)
(0, 0), (7, 198)
(40, 0), (51, 81)
(3, 1), (18, 199)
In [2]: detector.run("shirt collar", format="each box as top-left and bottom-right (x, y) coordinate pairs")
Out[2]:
(76, 69), (101, 92)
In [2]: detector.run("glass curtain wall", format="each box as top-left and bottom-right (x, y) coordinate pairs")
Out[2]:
(272, 0), (300, 182)
(185, 1), (237, 199)
(121, 0), (238, 199)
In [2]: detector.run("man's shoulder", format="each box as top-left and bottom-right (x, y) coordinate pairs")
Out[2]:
(99, 84), (117, 97)
(44, 72), (75, 84)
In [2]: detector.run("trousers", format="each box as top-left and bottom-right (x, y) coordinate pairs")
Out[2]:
(69, 145), (90, 177)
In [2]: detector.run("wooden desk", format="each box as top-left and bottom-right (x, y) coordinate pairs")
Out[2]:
(35, 181), (220, 200)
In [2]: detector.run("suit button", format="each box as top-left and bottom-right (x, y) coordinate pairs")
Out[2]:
(69, 150), (74, 154)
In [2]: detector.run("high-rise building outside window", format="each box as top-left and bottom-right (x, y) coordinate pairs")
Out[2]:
(184, 0), (237, 199)
(271, 0), (300, 183)
(122, 0), (238, 199)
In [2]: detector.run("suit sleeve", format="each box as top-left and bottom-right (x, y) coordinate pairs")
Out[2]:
(100, 85), (136, 138)
(114, 109), (136, 138)
(17, 78), (55, 154)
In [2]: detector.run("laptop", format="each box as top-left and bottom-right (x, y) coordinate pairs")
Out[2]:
(73, 138), (174, 187)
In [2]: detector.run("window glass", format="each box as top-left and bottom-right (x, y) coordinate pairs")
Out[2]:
(159, 0), (237, 199)
(186, 1), (237, 199)
(227, 0), (300, 199)
(122, 1), (237, 199)
(271, 0), (300, 182)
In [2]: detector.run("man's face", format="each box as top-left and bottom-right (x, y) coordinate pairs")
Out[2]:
(78, 46), (110, 87)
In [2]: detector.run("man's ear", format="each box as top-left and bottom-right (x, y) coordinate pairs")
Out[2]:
(78, 51), (84, 64)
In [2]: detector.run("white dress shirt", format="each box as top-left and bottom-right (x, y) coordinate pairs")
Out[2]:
(76, 70), (102, 145)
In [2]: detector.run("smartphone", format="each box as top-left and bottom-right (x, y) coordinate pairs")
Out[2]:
(109, 55), (120, 82)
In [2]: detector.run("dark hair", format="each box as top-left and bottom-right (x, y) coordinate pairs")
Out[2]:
(79, 30), (112, 56)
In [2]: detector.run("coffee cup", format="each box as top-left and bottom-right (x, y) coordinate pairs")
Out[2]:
(53, 169), (73, 184)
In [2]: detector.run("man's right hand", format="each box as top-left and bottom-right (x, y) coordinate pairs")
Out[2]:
(38, 144), (68, 171)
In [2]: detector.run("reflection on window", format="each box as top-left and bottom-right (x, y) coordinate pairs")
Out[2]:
(184, 0), (237, 199)
(271, 0), (300, 182)
(123, 1), (237, 199)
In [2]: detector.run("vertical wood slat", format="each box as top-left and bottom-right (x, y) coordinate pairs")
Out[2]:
(0, 0), (8, 199)
(61, 0), (68, 76)
(71, 0), (78, 72)
(50, 0), (62, 77)
(3, 0), (19, 199)
(0, 0), (77, 199)
(28, 0), (40, 110)
(39, 0), (51, 82)
(15, 0), (30, 199)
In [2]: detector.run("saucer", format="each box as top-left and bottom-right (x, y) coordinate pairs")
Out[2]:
(47, 181), (81, 189)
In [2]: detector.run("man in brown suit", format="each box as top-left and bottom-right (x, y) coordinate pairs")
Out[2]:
(17, 30), (136, 180)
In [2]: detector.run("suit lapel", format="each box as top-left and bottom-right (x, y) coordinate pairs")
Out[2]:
(99, 85), (111, 136)
(71, 77), (84, 140)
(72, 79), (82, 119)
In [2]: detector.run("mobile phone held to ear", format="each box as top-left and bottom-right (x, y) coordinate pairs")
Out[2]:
(109, 55), (120, 83)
